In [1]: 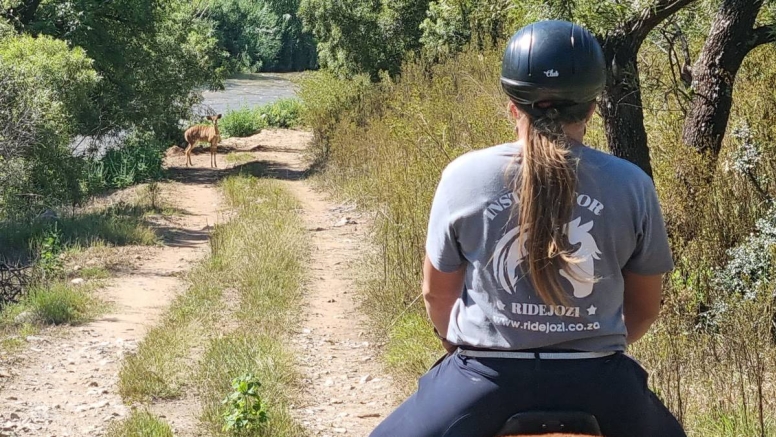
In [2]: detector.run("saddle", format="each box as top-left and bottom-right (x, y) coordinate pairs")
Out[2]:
(497, 410), (602, 436)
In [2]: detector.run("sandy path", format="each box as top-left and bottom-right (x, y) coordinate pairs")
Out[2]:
(0, 130), (399, 437)
(222, 130), (400, 436)
(0, 152), (226, 437)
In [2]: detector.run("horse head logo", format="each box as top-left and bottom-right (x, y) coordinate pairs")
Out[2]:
(493, 217), (601, 298)
(560, 218), (601, 298)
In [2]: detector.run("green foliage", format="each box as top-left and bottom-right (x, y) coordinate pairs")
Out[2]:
(420, 0), (517, 58)
(209, 0), (283, 73)
(208, 0), (317, 74)
(0, 34), (99, 220)
(221, 374), (269, 432)
(34, 224), (64, 278)
(221, 107), (268, 138)
(24, 0), (222, 137)
(0, 201), (158, 262)
(299, 0), (430, 78)
(257, 98), (303, 128)
(91, 131), (166, 191)
(221, 99), (304, 138)
(0, 34), (99, 133)
(298, 71), (375, 160)
(105, 410), (174, 437)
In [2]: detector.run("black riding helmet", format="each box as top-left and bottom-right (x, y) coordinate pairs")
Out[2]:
(501, 20), (605, 115)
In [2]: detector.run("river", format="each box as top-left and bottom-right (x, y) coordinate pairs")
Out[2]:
(197, 73), (299, 115)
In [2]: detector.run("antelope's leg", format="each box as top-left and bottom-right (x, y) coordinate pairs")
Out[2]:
(184, 142), (194, 167)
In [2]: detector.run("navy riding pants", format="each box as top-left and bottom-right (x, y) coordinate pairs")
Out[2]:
(370, 350), (686, 437)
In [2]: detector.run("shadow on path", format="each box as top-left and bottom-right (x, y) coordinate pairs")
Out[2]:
(166, 159), (307, 185)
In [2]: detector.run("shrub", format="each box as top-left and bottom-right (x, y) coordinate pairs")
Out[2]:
(83, 130), (166, 193)
(256, 98), (304, 128)
(714, 208), (776, 299)
(220, 107), (267, 138)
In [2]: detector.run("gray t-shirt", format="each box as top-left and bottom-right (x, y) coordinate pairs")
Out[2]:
(426, 142), (673, 352)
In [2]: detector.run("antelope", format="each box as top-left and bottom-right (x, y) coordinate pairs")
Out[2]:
(183, 114), (222, 168)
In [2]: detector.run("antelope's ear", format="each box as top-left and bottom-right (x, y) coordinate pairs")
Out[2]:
(216, 114), (222, 120)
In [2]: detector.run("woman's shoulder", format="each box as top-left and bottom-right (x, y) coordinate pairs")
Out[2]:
(442, 143), (518, 178)
(576, 145), (653, 188)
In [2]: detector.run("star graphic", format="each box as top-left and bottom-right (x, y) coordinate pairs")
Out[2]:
(587, 305), (598, 316)
(496, 300), (506, 311)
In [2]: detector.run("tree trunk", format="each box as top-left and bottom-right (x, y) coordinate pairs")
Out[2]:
(599, 36), (653, 177)
(681, 0), (764, 159)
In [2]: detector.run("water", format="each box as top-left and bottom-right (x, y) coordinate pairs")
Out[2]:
(72, 73), (298, 155)
(196, 72), (299, 116)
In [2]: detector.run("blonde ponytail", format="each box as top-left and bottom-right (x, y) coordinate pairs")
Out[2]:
(514, 109), (586, 307)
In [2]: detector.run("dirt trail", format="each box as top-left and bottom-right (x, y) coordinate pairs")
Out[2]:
(222, 130), (400, 436)
(0, 152), (226, 437)
(0, 130), (399, 437)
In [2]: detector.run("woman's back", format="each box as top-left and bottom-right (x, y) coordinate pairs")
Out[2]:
(426, 142), (673, 351)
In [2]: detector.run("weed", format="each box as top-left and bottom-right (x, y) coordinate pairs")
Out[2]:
(78, 266), (111, 280)
(0, 200), (157, 261)
(256, 99), (304, 129)
(221, 374), (269, 432)
(221, 99), (305, 139)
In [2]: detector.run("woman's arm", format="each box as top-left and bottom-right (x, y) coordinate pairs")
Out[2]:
(622, 270), (663, 344)
(422, 256), (466, 341)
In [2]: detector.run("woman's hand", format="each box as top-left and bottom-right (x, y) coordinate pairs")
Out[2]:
(440, 338), (457, 354)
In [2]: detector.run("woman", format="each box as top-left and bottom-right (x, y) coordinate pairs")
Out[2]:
(370, 20), (686, 437)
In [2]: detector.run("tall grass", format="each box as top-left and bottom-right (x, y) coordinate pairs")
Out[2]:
(118, 175), (307, 436)
(300, 43), (776, 435)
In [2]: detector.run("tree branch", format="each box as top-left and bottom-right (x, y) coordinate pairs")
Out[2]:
(628, 0), (700, 46)
(750, 23), (776, 50)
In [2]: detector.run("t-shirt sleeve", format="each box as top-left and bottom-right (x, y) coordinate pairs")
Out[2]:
(623, 181), (674, 275)
(425, 170), (465, 272)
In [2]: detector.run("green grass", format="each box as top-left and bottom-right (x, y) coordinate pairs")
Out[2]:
(118, 269), (224, 401)
(118, 175), (308, 436)
(220, 107), (267, 138)
(1, 282), (100, 326)
(384, 312), (439, 392)
(105, 410), (174, 437)
(0, 201), (158, 261)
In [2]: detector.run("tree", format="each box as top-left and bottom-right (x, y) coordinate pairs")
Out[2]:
(596, 0), (699, 178)
(299, 0), (430, 78)
(3, 0), (223, 139)
(682, 0), (776, 160)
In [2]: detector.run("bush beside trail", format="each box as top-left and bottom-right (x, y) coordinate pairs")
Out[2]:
(220, 99), (305, 138)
